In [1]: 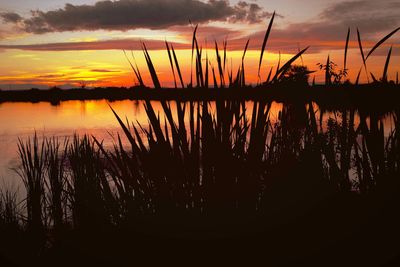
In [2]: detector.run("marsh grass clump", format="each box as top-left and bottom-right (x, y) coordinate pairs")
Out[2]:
(0, 188), (20, 230)
(15, 134), (47, 236)
(4, 102), (398, 218)
(45, 137), (68, 235)
(67, 135), (111, 229)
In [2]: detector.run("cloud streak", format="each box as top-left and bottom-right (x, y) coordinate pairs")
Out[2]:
(0, 12), (23, 23)
(0, 25), (239, 51)
(0, 38), (189, 51)
(90, 69), (121, 73)
(1, 0), (272, 34)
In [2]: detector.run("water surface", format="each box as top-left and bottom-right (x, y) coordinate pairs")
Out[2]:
(0, 99), (395, 188)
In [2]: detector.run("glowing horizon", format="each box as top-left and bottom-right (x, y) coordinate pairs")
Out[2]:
(0, 0), (399, 89)
(1, 46), (398, 89)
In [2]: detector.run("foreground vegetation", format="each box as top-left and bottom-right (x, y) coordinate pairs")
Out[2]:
(1, 99), (399, 265)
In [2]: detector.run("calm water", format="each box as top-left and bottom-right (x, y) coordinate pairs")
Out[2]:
(0, 99), (395, 188)
(0, 100), (143, 186)
(0, 100), (282, 185)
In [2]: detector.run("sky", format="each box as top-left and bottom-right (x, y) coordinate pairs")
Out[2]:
(0, 0), (399, 89)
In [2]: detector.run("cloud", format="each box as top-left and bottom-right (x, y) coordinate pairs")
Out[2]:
(287, 0), (400, 40)
(0, 12), (23, 23)
(0, 25), (237, 51)
(318, 0), (400, 37)
(1, 0), (272, 34)
(0, 38), (189, 51)
(169, 25), (240, 41)
(35, 74), (66, 79)
(90, 69), (121, 73)
(230, 1), (277, 24)
(229, 0), (400, 53)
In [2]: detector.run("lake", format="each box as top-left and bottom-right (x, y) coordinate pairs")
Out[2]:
(0, 100), (143, 186)
(0, 99), (396, 190)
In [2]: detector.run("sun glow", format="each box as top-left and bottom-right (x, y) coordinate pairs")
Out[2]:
(0, 42), (399, 89)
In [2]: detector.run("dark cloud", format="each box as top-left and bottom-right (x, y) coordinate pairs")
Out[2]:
(245, 0), (399, 48)
(317, 0), (400, 36)
(230, 1), (277, 24)
(2, 0), (272, 34)
(169, 25), (240, 42)
(91, 69), (121, 73)
(230, 0), (400, 53)
(0, 38), (189, 51)
(0, 25), (237, 51)
(0, 12), (23, 40)
(0, 12), (23, 23)
(35, 74), (66, 79)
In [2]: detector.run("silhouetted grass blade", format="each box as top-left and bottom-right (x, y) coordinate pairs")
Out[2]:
(355, 67), (362, 85)
(258, 11), (276, 77)
(142, 43), (161, 89)
(171, 45), (185, 88)
(357, 28), (366, 68)
(382, 46), (392, 82)
(165, 41), (177, 88)
(325, 55), (331, 85)
(344, 27), (350, 71)
(366, 27), (400, 60)
(123, 50), (144, 87)
(215, 41), (225, 88)
(370, 72), (378, 83)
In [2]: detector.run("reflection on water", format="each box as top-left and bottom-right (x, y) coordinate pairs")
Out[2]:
(0, 99), (396, 187)
(0, 100), (282, 180)
(0, 100), (143, 184)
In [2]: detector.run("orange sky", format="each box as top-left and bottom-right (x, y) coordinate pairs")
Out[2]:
(0, 0), (399, 89)
(0, 46), (397, 89)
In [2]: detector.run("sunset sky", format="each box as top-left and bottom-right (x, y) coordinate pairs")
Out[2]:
(0, 0), (399, 89)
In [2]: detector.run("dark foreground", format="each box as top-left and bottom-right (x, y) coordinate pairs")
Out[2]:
(2, 197), (400, 266)
(1, 100), (400, 266)
(2, 191), (400, 266)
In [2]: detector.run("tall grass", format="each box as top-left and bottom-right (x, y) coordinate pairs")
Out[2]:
(3, 101), (398, 228)
(15, 134), (46, 233)
(125, 15), (399, 88)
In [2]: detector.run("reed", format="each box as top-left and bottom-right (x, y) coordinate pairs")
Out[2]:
(0, 188), (20, 228)
(6, 19), (400, 231)
(45, 137), (68, 234)
(3, 99), (399, 265)
(117, 16), (399, 89)
(15, 134), (46, 233)
(8, 103), (397, 217)
(2, 17), (400, 265)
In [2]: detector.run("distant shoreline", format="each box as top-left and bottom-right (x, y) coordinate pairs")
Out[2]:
(1, 85), (400, 111)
